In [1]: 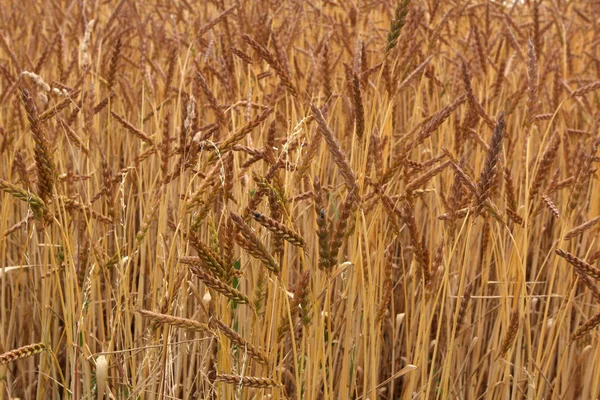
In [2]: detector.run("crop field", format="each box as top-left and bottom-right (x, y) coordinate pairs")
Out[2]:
(1, 0), (600, 399)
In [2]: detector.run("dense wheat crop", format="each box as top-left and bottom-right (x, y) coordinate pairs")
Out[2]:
(1, 0), (600, 398)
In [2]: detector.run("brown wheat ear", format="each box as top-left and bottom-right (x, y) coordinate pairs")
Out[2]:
(564, 215), (600, 240)
(21, 88), (56, 203)
(498, 311), (519, 358)
(311, 103), (359, 192)
(555, 249), (600, 304)
(106, 37), (121, 93)
(137, 309), (213, 335)
(350, 68), (364, 139)
(555, 249), (600, 281)
(252, 211), (305, 248)
(184, 232), (229, 280)
(329, 188), (358, 265)
(455, 281), (474, 336)
(399, 202), (430, 282)
(542, 195), (560, 219)
(313, 177), (332, 271)
(0, 343), (46, 365)
(241, 33), (297, 98)
(504, 167), (523, 225)
(571, 310), (600, 340)
(215, 374), (281, 388)
(474, 111), (505, 215)
(529, 131), (560, 204)
(526, 39), (538, 126)
(230, 212), (280, 274)
(189, 264), (252, 307)
(209, 317), (269, 365)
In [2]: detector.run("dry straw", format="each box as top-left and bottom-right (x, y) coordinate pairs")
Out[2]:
(96, 355), (109, 398)
(4, 1), (600, 399)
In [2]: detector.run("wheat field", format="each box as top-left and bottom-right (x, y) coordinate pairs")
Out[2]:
(1, 0), (600, 399)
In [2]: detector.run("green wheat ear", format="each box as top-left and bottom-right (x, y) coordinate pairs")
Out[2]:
(386, 0), (411, 54)
(0, 179), (48, 221)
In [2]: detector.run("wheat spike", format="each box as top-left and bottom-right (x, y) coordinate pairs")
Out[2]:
(137, 309), (213, 334)
(386, 0), (411, 53)
(0, 343), (46, 365)
(252, 211), (305, 248)
(215, 373), (281, 388)
(571, 310), (600, 340)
